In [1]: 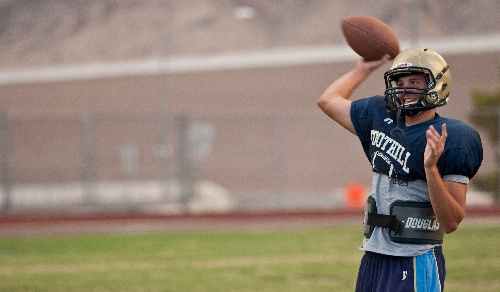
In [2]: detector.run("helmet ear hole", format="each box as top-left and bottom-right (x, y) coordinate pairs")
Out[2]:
(441, 84), (448, 91)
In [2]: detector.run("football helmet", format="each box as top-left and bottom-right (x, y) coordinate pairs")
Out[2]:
(384, 46), (451, 117)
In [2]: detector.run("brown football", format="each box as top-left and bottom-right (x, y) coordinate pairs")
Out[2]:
(341, 15), (400, 61)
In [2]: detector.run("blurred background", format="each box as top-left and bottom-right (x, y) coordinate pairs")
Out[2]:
(0, 0), (499, 216)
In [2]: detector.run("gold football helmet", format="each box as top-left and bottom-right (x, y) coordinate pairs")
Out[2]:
(384, 46), (451, 116)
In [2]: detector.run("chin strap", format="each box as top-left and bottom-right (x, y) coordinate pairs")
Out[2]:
(389, 87), (408, 136)
(390, 107), (405, 136)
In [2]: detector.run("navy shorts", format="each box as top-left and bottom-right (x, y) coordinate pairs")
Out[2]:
(355, 246), (445, 292)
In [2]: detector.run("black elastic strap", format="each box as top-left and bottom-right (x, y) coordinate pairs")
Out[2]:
(366, 213), (401, 234)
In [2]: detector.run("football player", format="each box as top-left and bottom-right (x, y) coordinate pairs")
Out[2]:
(317, 47), (483, 291)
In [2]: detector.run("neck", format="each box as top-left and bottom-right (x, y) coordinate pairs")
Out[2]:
(405, 109), (436, 125)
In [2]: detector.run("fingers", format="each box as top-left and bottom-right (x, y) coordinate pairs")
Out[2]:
(372, 54), (391, 66)
(426, 127), (438, 152)
(381, 54), (392, 62)
(441, 123), (448, 143)
(426, 124), (447, 152)
(424, 124), (447, 168)
(357, 54), (391, 72)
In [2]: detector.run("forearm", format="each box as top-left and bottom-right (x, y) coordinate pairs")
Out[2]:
(318, 56), (390, 105)
(319, 66), (371, 102)
(317, 60), (382, 134)
(425, 165), (466, 234)
(317, 56), (390, 134)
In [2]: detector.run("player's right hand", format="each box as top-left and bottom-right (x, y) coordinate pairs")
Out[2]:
(357, 54), (391, 73)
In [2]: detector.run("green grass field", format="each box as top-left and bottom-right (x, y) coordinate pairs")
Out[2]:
(0, 225), (499, 291)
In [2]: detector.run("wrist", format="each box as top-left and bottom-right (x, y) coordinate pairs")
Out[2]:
(424, 164), (439, 176)
(354, 65), (372, 76)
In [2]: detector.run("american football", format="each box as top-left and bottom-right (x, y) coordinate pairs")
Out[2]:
(341, 15), (400, 61)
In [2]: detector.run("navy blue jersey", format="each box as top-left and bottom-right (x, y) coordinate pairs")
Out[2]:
(351, 95), (483, 182)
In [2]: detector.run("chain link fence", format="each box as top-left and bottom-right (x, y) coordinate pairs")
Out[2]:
(0, 109), (350, 215)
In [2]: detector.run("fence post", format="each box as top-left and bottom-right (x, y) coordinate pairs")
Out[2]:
(274, 113), (285, 206)
(82, 112), (95, 207)
(158, 110), (171, 202)
(0, 111), (11, 213)
(177, 113), (194, 210)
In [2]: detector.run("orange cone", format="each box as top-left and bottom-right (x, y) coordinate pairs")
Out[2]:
(345, 183), (366, 209)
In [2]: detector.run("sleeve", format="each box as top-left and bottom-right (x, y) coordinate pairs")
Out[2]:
(350, 95), (386, 158)
(438, 122), (483, 180)
(442, 174), (469, 184)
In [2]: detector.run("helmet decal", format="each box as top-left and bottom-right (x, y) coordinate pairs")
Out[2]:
(393, 62), (413, 69)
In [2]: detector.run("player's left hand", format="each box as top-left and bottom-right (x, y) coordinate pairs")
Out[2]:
(424, 124), (447, 168)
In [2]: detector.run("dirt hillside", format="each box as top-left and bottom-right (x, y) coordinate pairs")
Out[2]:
(1, 0), (500, 69)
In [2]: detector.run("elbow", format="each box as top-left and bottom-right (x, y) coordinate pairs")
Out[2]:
(317, 94), (338, 114)
(317, 95), (328, 111)
(442, 222), (459, 234)
(441, 213), (464, 234)
(437, 204), (465, 234)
